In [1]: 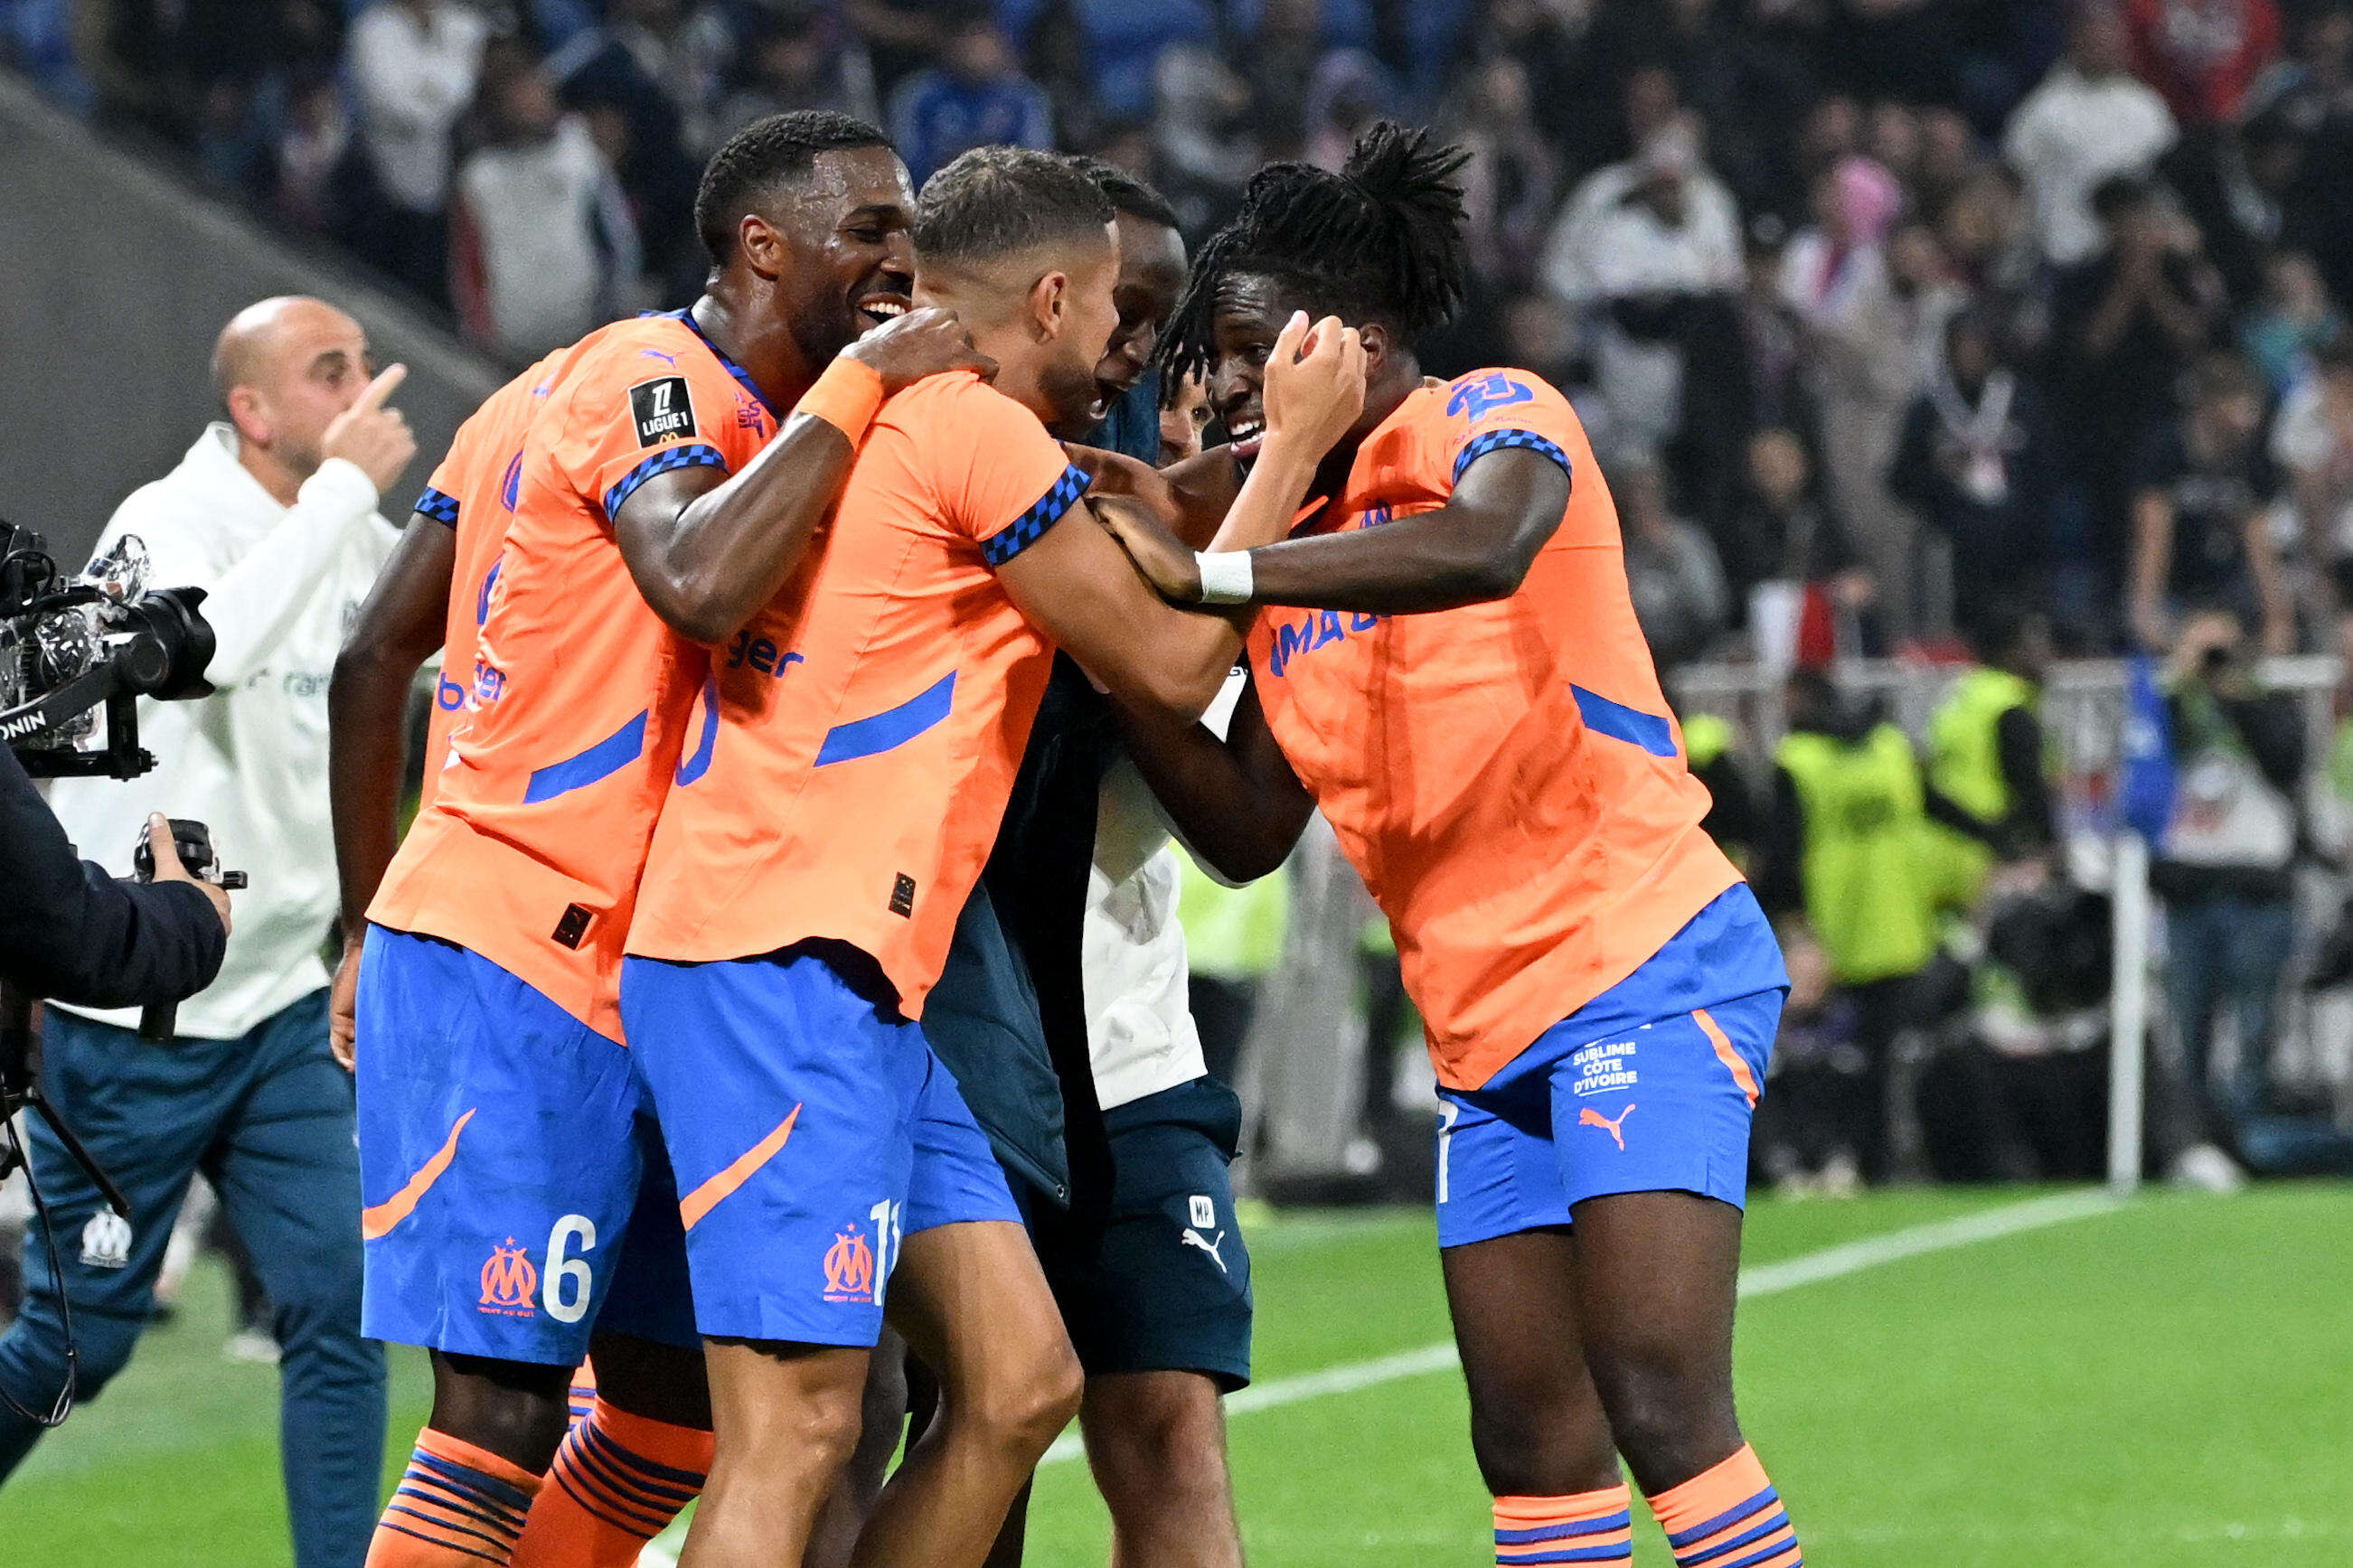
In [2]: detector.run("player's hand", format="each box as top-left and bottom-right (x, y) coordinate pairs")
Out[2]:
(844, 306), (998, 396)
(1066, 442), (1184, 525)
(323, 364), (418, 500)
(1261, 313), (1366, 462)
(329, 934), (362, 1073)
(147, 812), (231, 936)
(1092, 494), (1203, 603)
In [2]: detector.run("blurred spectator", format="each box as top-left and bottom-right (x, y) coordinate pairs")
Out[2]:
(1736, 216), (1817, 443)
(1730, 426), (1879, 656)
(887, 6), (1053, 187)
(2050, 174), (2226, 625)
(1297, 48), (1397, 172)
(1150, 43), (1258, 223)
(1616, 450), (1731, 668)
(348, 0), (488, 302)
(710, 4), (881, 141)
(2123, 0), (2282, 128)
(2004, 2), (2178, 266)
(547, 0), (730, 153)
(1759, 671), (1949, 1182)
(450, 64), (641, 362)
(2165, 103), (2311, 302)
(1934, 164), (2045, 353)
(1783, 160), (1960, 636)
(545, 0), (708, 296)
(2153, 610), (2303, 1141)
(275, 70), (351, 233)
(1450, 58), (1557, 289)
(1541, 117), (1743, 454)
(2238, 249), (2341, 394)
(1498, 291), (1580, 390)
(2128, 351), (2292, 653)
(1923, 603), (2059, 910)
(1028, 0), (1219, 125)
(1890, 309), (2060, 643)
(2274, 333), (2353, 620)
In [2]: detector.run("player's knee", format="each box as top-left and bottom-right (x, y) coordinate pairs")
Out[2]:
(964, 1335), (1081, 1462)
(1465, 1396), (1619, 1499)
(1086, 1376), (1227, 1505)
(1586, 1344), (1735, 1475)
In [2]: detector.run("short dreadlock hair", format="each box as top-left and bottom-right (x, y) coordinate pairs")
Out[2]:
(1062, 153), (1181, 231)
(694, 110), (893, 267)
(912, 146), (1116, 268)
(1157, 121), (1469, 388)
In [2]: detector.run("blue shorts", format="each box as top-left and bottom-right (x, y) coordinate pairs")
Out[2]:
(355, 925), (695, 1362)
(1435, 886), (1788, 1249)
(620, 948), (1021, 1347)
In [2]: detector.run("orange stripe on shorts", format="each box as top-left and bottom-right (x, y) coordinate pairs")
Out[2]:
(1694, 1009), (1758, 1109)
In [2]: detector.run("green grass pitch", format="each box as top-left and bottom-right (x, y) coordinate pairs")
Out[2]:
(3, 1184), (2348, 1565)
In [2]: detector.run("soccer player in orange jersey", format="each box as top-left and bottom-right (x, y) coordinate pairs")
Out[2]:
(1098, 125), (1805, 1568)
(334, 113), (989, 1568)
(614, 147), (1369, 1568)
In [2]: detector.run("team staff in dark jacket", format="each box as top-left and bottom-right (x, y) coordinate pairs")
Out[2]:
(2, 744), (231, 1008)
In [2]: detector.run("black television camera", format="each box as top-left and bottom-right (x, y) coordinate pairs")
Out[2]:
(3, 520), (218, 777)
(2, 521), (236, 1427)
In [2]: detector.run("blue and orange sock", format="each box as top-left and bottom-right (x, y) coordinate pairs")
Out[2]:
(565, 1358), (598, 1432)
(511, 1397), (712, 1568)
(1647, 1444), (1801, 1568)
(1493, 1483), (1634, 1564)
(367, 1427), (541, 1565)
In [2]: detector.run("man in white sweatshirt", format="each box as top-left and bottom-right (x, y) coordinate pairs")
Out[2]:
(0, 296), (416, 1568)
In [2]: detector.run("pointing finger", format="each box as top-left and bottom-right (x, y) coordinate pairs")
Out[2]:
(355, 363), (409, 412)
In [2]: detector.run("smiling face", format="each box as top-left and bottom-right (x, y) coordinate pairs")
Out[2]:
(749, 144), (920, 368)
(1085, 211), (1188, 427)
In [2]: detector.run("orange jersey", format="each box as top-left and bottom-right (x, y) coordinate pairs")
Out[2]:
(1247, 369), (1740, 1091)
(626, 371), (1087, 1016)
(409, 348), (571, 812)
(371, 312), (782, 1037)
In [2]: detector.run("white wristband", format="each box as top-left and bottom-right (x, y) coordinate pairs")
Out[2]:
(1195, 549), (1255, 606)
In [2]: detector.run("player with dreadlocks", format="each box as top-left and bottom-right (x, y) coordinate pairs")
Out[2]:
(1095, 122), (1805, 1568)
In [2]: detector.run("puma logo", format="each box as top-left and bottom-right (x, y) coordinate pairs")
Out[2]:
(1579, 1103), (1635, 1151)
(1181, 1227), (1229, 1274)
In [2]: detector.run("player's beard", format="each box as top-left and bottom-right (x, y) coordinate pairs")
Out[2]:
(1040, 349), (1103, 434)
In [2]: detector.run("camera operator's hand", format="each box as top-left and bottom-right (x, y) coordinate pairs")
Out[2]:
(147, 812), (231, 936)
(322, 364), (418, 500)
(330, 935), (361, 1073)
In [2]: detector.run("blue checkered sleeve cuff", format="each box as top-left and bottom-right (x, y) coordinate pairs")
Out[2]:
(1452, 429), (1571, 488)
(414, 485), (460, 527)
(602, 443), (729, 519)
(981, 464), (1089, 568)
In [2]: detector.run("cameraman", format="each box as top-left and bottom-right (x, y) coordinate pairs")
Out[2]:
(4, 757), (231, 1002)
(0, 297), (411, 1568)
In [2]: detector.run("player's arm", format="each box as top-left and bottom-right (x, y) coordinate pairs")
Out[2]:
(1062, 440), (1245, 549)
(1097, 444), (1570, 615)
(996, 315), (1364, 718)
(1115, 671), (1314, 883)
(325, 510), (454, 1067)
(613, 309), (993, 645)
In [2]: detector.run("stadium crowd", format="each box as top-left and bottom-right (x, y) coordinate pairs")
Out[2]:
(14, 0), (2353, 663)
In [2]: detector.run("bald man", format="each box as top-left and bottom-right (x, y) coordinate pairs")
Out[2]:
(2, 297), (415, 1567)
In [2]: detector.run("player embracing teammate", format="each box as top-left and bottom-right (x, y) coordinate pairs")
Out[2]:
(336, 107), (1801, 1568)
(1096, 124), (1806, 1568)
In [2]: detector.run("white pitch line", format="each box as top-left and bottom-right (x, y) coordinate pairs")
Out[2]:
(643, 1188), (2127, 1562)
(1035, 1186), (2125, 1468)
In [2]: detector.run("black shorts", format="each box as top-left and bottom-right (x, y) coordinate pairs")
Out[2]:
(1017, 1077), (1254, 1392)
